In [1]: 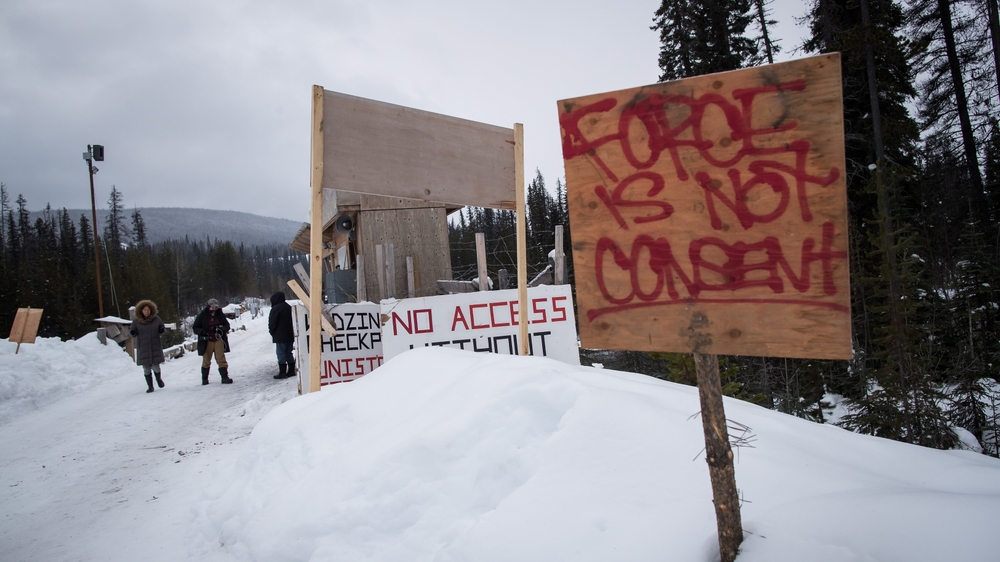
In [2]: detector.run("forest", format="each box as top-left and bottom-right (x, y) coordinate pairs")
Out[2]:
(449, 0), (1000, 457)
(0, 185), (307, 342)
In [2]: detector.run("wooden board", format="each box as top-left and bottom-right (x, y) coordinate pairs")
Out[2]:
(358, 197), (452, 300)
(558, 54), (850, 359)
(322, 90), (516, 210)
(9, 308), (42, 344)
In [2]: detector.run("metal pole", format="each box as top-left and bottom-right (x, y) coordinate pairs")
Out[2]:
(87, 145), (104, 318)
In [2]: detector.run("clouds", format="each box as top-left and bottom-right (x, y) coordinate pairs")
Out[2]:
(1, 0), (807, 221)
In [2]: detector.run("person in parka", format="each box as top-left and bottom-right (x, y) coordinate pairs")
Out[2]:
(192, 298), (233, 385)
(268, 291), (295, 379)
(130, 299), (167, 393)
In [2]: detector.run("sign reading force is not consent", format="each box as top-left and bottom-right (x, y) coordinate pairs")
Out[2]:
(379, 285), (580, 365)
(559, 53), (850, 360)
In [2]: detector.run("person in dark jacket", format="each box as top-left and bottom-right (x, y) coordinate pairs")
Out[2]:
(268, 291), (296, 379)
(130, 299), (166, 393)
(192, 298), (232, 385)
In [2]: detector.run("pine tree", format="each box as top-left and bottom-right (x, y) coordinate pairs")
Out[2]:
(652, 0), (759, 82)
(908, 0), (991, 226)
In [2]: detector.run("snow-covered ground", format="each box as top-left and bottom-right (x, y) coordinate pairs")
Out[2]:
(2, 310), (999, 561)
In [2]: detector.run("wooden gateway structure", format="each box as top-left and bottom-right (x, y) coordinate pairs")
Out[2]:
(289, 191), (460, 302)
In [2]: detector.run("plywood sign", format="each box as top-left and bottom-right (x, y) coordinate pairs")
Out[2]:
(9, 308), (43, 344)
(322, 90), (516, 210)
(294, 302), (384, 386)
(559, 53), (850, 359)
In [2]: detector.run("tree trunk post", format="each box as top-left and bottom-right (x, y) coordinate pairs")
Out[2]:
(693, 351), (743, 562)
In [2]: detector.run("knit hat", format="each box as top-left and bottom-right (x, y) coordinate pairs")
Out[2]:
(207, 298), (220, 307)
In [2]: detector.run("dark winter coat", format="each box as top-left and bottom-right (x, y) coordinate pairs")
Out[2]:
(269, 292), (295, 344)
(192, 305), (231, 356)
(129, 299), (166, 367)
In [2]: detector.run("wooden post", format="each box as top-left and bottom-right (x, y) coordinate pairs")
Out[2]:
(86, 146), (104, 318)
(514, 123), (528, 355)
(475, 232), (488, 291)
(308, 85), (324, 394)
(375, 244), (385, 300)
(406, 256), (416, 298)
(356, 256), (366, 302)
(693, 349), (743, 562)
(286, 279), (338, 338)
(385, 243), (396, 299)
(292, 262), (311, 295)
(499, 269), (509, 290)
(554, 225), (565, 285)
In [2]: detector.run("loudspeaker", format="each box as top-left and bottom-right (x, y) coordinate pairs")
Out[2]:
(335, 215), (353, 234)
(92, 145), (104, 161)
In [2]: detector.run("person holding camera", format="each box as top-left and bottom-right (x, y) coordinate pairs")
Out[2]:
(193, 298), (233, 385)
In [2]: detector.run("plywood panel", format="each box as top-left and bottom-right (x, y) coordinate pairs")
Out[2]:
(358, 207), (451, 300)
(323, 90), (516, 210)
(559, 54), (850, 359)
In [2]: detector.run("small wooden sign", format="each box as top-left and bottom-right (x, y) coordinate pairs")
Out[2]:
(559, 54), (850, 359)
(9, 308), (43, 353)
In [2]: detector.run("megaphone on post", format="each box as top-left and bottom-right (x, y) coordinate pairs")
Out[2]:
(334, 215), (353, 234)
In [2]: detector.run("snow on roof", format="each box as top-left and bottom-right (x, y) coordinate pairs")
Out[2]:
(93, 316), (132, 324)
(222, 304), (241, 313)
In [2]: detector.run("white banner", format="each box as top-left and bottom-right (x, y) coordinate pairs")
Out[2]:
(293, 302), (384, 387)
(379, 285), (580, 365)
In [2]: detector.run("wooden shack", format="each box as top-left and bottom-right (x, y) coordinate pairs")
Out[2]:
(290, 189), (459, 303)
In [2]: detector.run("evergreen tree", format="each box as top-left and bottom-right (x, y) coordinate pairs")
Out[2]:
(751, 0), (781, 63)
(652, 0), (759, 82)
(908, 0), (991, 226)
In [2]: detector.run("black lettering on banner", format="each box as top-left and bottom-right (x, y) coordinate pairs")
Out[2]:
(371, 332), (382, 346)
(532, 331), (551, 356)
(452, 339), (470, 349)
(493, 335), (515, 355)
(473, 338), (492, 352)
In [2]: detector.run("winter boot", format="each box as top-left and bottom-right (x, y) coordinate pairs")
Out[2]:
(201, 367), (210, 385)
(273, 363), (287, 380)
(144, 374), (155, 393)
(286, 360), (296, 379)
(154, 372), (165, 388)
(220, 367), (233, 384)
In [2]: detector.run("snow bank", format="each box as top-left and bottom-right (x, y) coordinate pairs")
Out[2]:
(191, 347), (1000, 562)
(0, 333), (138, 424)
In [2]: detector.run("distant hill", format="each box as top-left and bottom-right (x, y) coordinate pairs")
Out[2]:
(28, 207), (303, 248)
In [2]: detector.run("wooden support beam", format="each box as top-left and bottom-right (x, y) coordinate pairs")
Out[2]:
(694, 351), (743, 562)
(554, 225), (565, 285)
(356, 256), (366, 302)
(476, 232), (488, 291)
(514, 123), (528, 355)
(406, 256), (416, 298)
(286, 279), (338, 338)
(308, 84), (324, 394)
(375, 244), (385, 300)
(385, 243), (396, 299)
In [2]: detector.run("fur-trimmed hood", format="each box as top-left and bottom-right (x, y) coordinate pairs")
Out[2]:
(135, 300), (159, 323)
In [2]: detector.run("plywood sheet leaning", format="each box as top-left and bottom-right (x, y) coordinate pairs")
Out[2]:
(322, 90), (516, 210)
(558, 53), (850, 360)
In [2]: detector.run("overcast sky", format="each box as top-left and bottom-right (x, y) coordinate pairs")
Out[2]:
(1, 0), (811, 222)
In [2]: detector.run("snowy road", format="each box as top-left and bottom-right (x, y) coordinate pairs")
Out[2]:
(0, 314), (299, 562)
